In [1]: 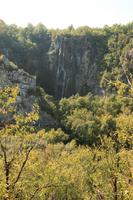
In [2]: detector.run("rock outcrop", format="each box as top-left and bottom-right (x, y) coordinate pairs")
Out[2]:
(0, 54), (57, 127)
(46, 35), (104, 99)
(0, 33), (106, 101)
(0, 54), (36, 113)
(0, 33), (106, 99)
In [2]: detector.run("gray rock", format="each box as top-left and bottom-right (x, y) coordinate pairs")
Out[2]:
(47, 35), (102, 99)
(0, 55), (57, 128)
(0, 55), (36, 113)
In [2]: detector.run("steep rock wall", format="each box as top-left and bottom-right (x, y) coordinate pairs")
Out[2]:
(0, 33), (107, 99)
(46, 35), (105, 99)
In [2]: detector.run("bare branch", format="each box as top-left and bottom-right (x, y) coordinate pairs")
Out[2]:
(12, 146), (33, 189)
(1, 143), (10, 198)
(121, 64), (132, 88)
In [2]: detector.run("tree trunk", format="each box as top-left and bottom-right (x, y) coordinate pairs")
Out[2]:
(113, 176), (118, 200)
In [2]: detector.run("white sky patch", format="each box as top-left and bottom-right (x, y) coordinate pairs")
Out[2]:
(0, 0), (133, 28)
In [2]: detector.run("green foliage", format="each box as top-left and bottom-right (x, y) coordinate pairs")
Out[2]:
(58, 91), (133, 146)
(101, 23), (133, 92)
(66, 108), (100, 145)
(0, 85), (133, 199)
(38, 128), (69, 144)
(36, 86), (57, 116)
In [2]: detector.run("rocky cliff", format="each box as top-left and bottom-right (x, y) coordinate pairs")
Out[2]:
(0, 54), (36, 113)
(0, 54), (57, 127)
(0, 30), (107, 99)
(43, 35), (106, 99)
(1, 22), (133, 99)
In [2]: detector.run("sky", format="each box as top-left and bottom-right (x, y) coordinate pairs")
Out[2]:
(0, 0), (133, 28)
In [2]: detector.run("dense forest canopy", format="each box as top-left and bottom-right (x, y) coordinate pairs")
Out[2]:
(0, 19), (133, 199)
(0, 82), (133, 199)
(0, 79), (132, 199)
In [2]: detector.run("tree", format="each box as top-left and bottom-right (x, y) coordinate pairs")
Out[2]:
(0, 86), (40, 199)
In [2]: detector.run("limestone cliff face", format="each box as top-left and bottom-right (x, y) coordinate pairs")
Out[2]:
(47, 35), (104, 99)
(0, 55), (36, 113)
